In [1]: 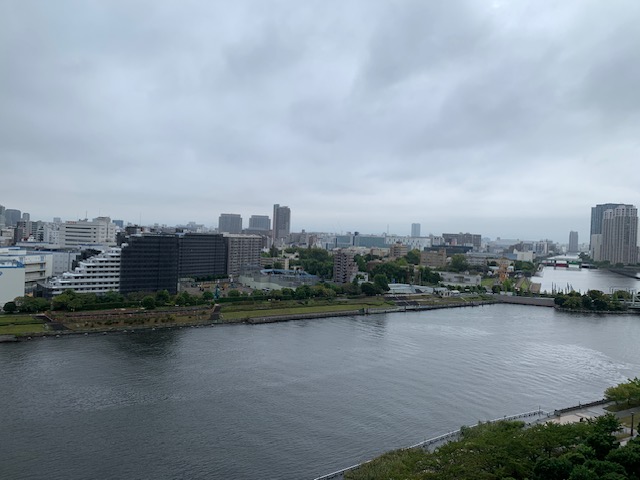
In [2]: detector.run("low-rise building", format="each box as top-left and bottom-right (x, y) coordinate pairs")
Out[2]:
(40, 248), (121, 297)
(238, 268), (319, 291)
(0, 247), (53, 293)
(421, 249), (447, 269)
(0, 260), (26, 308)
(439, 272), (482, 287)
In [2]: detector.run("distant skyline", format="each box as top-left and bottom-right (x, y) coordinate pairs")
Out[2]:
(3, 1), (640, 242)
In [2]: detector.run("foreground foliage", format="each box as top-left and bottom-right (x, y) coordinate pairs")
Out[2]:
(346, 414), (640, 480)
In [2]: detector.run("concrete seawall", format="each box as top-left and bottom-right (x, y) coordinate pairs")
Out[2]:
(495, 295), (555, 307)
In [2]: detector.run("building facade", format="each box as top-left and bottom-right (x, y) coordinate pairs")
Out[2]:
(59, 217), (116, 248)
(272, 204), (291, 244)
(590, 203), (621, 253)
(42, 248), (121, 296)
(218, 214), (243, 234)
(224, 234), (263, 277)
(0, 247), (53, 293)
(443, 233), (482, 250)
(411, 223), (421, 237)
(248, 215), (270, 231)
(120, 235), (180, 294)
(178, 233), (227, 278)
(332, 249), (358, 284)
(421, 249), (447, 269)
(600, 204), (638, 265)
(0, 260), (26, 308)
(568, 231), (579, 254)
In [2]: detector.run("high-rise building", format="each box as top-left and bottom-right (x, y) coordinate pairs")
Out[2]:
(218, 213), (243, 234)
(411, 223), (421, 237)
(568, 231), (579, 254)
(120, 235), (180, 294)
(0, 205), (5, 227)
(272, 204), (291, 244)
(178, 233), (227, 278)
(590, 203), (621, 251)
(600, 204), (638, 265)
(4, 209), (21, 227)
(248, 215), (271, 231)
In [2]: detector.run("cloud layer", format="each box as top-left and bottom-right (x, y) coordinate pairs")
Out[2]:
(2, 0), (639, 241)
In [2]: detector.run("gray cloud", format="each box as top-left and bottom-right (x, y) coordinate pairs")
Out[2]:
(1, 1), (639, 241)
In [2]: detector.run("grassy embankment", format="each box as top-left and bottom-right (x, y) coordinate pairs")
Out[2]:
(0, 294), (491, 336)
(219, 297), (395, 321)
(0, 315), (48, 335)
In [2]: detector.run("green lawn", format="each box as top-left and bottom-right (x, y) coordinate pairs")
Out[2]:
(0, 314), (44, 325)
(0, 323), (47, 335)
(221, 301), (391, 320)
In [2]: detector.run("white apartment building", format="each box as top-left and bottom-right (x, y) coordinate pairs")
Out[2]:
(0, 260), (26, 308)
(43, 248), (121, 296)
(59, 217), (116, 248)
(0, 247), (53, 293)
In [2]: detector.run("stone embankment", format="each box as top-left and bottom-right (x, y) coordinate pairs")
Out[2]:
(246, 301), (496, 324)
(494, 295), (555, 307)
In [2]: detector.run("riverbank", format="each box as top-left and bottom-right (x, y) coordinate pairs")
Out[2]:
(1, 295), (500, 340)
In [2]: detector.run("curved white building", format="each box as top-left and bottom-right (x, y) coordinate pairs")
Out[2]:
(43, 248), (121, 296)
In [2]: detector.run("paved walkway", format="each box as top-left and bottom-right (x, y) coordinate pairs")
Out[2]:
(547, 401), (639, 445)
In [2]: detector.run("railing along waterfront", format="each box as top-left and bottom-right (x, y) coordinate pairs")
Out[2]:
(313, 409), (550, 480)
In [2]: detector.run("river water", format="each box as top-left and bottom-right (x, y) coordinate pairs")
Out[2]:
(534, 266), (640, 294)
(1, 304), (639, 480)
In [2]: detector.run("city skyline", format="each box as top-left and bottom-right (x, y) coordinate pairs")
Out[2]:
(3, 2), (640, 242)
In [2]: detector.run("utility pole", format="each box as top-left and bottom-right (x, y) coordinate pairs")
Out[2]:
(631, 412), (635, 437)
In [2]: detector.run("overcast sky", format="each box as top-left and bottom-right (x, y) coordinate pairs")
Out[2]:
(2, 1), (639, 242)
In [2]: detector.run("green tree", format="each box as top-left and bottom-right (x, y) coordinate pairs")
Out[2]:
(227, 289), (240, 298)
(294, 285), (312, 300)
(141, 296), (156, 310)
(2, 301), (17, 313)
(449, 254), (469, 272)
(202, 291), (214, 301)
(533, 457), (573, 480)
(373, 274), (390, 292)
(156, 289), (171, 305)
(405, 249), (421, 265)
(360, 282), (379, 296)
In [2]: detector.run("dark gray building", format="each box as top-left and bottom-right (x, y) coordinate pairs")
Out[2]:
(120, 233), (228, 295)
(120, 235), (180, 294)
(248, 215), (270, 231)
(218, 213), (243, 234)
(272, 204), (290, 244)
(590, 203), (621, 250)
(178, 233), (227, 279)
(4, 209), (21, 227)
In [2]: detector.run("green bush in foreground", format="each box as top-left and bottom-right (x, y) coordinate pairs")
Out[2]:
(345, 414), (638, 480)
